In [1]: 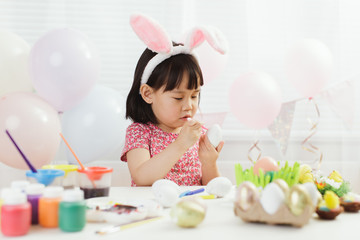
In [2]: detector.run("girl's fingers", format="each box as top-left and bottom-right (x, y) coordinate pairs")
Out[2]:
(216, 141), (224, 152)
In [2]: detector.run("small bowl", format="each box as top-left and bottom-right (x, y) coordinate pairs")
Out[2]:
(42, 165), (78, 189)
(26, 169), (65, 186)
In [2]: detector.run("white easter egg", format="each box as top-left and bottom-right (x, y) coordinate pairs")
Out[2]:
(260, 182), (285, 215)
(206, 124), (222, 147)
(152, 179), (180, 193)
(152, 185), (179, 208)
(302, 182), (322, 207)
(206, 177), (232, 197)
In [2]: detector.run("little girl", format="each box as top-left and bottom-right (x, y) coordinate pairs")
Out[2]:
(121, 13), (228, 186)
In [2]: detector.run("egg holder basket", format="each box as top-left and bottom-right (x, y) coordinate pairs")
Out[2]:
(234, 200), (314, 227)
(340, 200), (360, 212)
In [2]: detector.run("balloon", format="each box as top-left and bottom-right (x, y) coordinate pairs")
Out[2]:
(0, 92), (61, 169)
(29, 28), (100, 112)
(61, 85), (127, 164)
(229, 72), (282, 129)
(0, 30), (33, 96)
(286, 39), (333, 98)
(194, 41), (228, 85)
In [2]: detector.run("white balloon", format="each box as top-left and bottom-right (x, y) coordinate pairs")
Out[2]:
(0, 30), (33, 96)
(61, 85), (127, 163)
(286, 39), (333, 98)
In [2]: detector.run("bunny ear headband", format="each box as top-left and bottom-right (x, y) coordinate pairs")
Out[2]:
(130, 13), (229, 86)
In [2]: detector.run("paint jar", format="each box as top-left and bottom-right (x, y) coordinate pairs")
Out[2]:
(39, 186), (64, 228)
(26, 183), (45, 225)
(77, 166), (113, 199)
(59, 189), (86, 232)
(42, 165), (78, 189)
(26, 169), (65, 186)
(1, 188), (31, 237)
(11, 180), (30, 192)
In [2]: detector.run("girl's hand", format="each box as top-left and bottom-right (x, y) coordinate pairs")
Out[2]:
(176, 118), (202, 150)
(199, 134), (224, 167)
(199, 135), (224, 185)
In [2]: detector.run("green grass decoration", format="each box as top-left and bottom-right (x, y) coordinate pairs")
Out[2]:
(317, 181), (351, 197)
(234, 161), (300, 188)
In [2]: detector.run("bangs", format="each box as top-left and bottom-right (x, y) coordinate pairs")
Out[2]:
(148, 54), (203, 91)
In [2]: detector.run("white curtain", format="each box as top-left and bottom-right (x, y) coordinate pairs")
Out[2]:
(0, 0), (359, 165)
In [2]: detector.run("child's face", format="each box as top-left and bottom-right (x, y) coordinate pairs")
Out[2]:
(151, 75), (200, 133)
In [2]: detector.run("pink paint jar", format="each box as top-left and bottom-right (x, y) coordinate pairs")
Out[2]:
(0, 188), (31, 237)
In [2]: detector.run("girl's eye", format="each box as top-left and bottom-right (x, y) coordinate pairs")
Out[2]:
(191, 95), (198, 99)
(174, 98), (182, 100)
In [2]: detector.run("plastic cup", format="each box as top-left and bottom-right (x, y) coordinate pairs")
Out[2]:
(26, 169), (65, 186)
(77, 166), (113, 199)
(42, 165), (78, 189)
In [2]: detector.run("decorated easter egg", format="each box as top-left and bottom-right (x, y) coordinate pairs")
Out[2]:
(235, 181), (259, 211)
(287, 184), (313, 216)
(253, 156), (279, 175)
(302, 182), (322, 208)
(206, 177), (232, 197)
(260, 182), (285, 215)
(206, 124), (222, 147)
(171, 197), (206, 228)
(272, 179), (289, 194)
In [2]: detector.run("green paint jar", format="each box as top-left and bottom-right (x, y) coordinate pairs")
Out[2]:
(59, 189), (86, 232)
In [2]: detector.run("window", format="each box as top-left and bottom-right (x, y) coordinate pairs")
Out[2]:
(1, 0), (359, 164)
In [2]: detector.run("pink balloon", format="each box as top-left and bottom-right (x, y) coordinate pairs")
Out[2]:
(286, 39), (333, 98)
(194, 41), (228, 85)
(0, 92), (61, 169)
(229, 72), (282, 129)
(29, 28), (100, 112)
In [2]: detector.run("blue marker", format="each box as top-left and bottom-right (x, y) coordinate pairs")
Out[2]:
(179, 188), (205, 197)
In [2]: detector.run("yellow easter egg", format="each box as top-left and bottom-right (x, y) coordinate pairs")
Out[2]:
(324, 191), (340, 209)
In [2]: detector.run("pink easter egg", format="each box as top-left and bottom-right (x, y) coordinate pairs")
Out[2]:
(253, 156), (279, 175)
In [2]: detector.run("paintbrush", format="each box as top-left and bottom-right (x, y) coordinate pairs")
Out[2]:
(95, 216), (163, 235)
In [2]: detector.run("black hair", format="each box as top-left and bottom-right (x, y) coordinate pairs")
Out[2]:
(126, 43), (204, 124)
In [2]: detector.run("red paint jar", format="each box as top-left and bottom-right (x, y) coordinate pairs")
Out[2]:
(1, 188), (31, 237)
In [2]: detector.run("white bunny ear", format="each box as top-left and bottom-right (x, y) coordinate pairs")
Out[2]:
(130, 13), (173, 54)
(186, 26), (229, 54)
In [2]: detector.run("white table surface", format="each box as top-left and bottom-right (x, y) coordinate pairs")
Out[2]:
(2, 186), (360, 239)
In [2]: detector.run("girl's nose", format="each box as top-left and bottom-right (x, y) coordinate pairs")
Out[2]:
(182, 98), (193, 111)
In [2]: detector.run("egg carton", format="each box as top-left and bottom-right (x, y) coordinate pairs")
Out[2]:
(234, 200), (314, 227)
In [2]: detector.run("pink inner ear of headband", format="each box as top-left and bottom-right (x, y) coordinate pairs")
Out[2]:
(130, 14), (173, 54)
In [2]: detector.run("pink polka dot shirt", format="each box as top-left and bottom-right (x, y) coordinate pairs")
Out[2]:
(121, 122), (206, 186)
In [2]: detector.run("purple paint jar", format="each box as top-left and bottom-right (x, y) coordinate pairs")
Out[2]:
(25, 183), (45, 225)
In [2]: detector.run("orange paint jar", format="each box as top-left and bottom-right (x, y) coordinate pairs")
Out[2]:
(39, 186), (64, 228)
